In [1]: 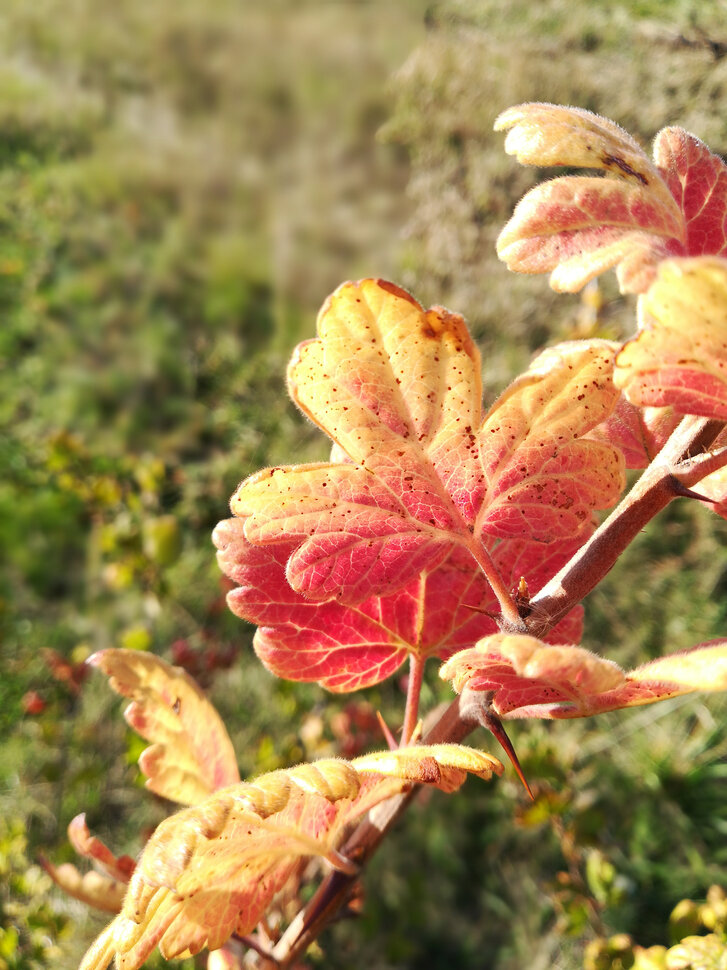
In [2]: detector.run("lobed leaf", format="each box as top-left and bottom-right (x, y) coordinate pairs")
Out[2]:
(440, 634), (727, 719)
(89, 650), (240, 805)
(68, 813), (135, 883)
(476, 340), (624, 539)
(615, 257), (727, 420)
(496, 103), (727, 293)
(40, 858), (127, 914)
(79, 747), (501, 970)
(225, 280), (623, 624)
(213, 515), (588, 691)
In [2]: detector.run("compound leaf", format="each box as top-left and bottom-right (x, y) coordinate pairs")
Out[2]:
(79, 747), (501, 970)
(496, 103), (727, 293)
(89, 650), (240, 805)
(615, 257), (727, 420)
(441, 634), (727, 718)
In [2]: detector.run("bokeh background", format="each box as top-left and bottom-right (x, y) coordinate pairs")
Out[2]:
(2, 1), (727, 967)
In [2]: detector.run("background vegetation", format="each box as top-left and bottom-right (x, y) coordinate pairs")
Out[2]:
(2, 1), (727, 967)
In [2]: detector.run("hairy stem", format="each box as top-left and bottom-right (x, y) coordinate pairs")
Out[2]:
(269, 691), (484, 968)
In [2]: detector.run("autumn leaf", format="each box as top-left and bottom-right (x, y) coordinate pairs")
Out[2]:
(586, 397), (681, 469)
(226, 280), (623, 614)
(213, 515), (588, 691)
(79, 747), (502, 970)
(67, 814), (136, 883)
(614, 257), (727, 420)
(40, 858), (127, 914)
(496, 102), (727, 293)
(440, 634), (727, 719)
(89, 649), (240, 805)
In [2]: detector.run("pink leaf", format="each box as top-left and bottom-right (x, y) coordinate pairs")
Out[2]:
(441, 634), (727, 719)
(213, 518), (588, 692)
(496, 103), (727, 293)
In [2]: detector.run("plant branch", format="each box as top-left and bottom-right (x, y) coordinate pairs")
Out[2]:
(267, 689), (486, 968)
(527, 415), (724, 638)
(251, 416), (725, 969)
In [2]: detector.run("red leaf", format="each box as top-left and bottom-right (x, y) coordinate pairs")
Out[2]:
(496, 103), (727, 293)
(441, 634), (727, 719)
(213, 517), (588, 692)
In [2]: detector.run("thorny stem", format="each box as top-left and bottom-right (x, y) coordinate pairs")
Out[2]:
(252, 414), (725, 970)
(400, 653), (425, 746)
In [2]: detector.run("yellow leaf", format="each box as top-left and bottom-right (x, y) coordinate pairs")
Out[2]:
(89, 649), (240, 805)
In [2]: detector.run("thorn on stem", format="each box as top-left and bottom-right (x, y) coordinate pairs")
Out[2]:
(479, 707), (534, 801)
(668, 476), (712, 503)
(376, 710), (398, 751)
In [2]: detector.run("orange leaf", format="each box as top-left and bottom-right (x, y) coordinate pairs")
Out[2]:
(79, 747), (501, 969)
(89, 649), (240, 805)
(67, 814), (135, 883)
(615, 257), (727, 420)
(40, 859), (126, 914)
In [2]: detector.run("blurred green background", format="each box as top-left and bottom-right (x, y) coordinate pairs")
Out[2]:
(2, 1), (727, 967)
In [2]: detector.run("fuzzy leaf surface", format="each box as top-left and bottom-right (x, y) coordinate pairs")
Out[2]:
(496, 103), (727, 293)
(79, 747), (501, 970)
(440, 634), (727, 719)
(227, 279), (623, 612)
(213, 515), (588, 691)
(89, 649), (240, 805)
(615, 257), (727, 420)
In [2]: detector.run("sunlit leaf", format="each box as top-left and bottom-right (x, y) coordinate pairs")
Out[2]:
(89, 649), (240, 805)
(213, 515), (589, 691)
(226, 280), (623, 614)
(440, 634), (727, 718)
(496, 103), (727, 293)
(67, 814), (135, 883)
(586, 398), (681, 469)
(615, 257), (727, 420)
(40, 859), (126, 914)
(79, 747), (501, 970)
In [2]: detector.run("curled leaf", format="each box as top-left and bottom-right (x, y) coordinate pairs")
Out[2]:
(79, 747), (500, 969)
(68, 814), (135, 883)
(89, 649), (240, 805)
(615, 257), (727, 421)
(41, 858), (127, 914)
(441, 634), (727, 719)
(496, 103), (727, 293)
